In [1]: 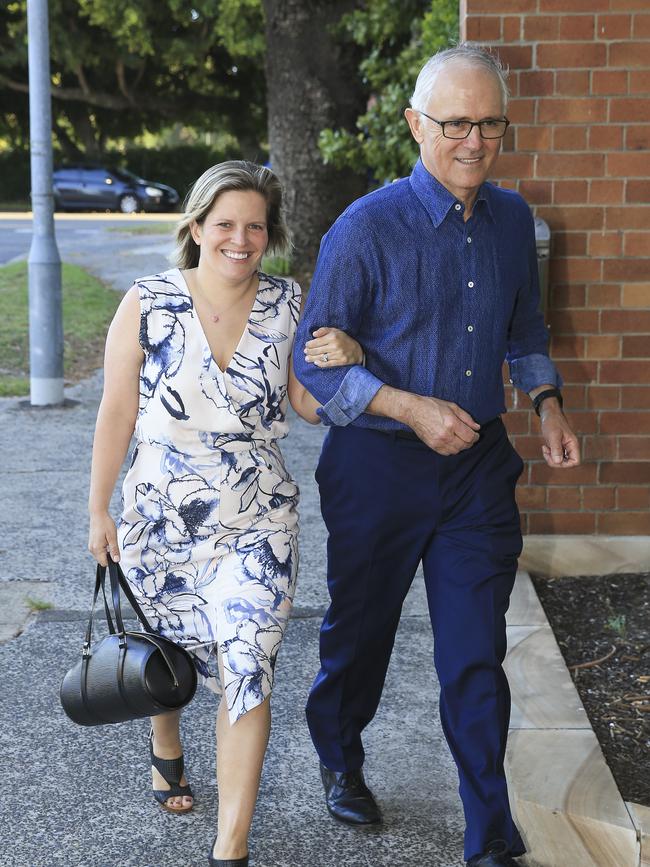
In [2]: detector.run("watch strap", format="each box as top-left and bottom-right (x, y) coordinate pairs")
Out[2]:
(533, 387), (563, 416)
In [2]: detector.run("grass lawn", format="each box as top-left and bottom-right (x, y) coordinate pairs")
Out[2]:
(107, 222), (178, 235)
(0, 261), (119, 397)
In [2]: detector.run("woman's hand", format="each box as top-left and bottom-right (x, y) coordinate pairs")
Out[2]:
(88, 511), (120, 566)
(304, 327), (364, 368)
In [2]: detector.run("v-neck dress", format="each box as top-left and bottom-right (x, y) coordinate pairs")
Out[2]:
(117, 267), (301, 724)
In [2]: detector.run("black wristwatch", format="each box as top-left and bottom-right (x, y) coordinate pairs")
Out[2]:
(532, 387), (563, 416)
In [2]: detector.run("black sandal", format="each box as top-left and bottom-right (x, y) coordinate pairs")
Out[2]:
(208, 836), (249, 866)
(149, 729), (193, 814)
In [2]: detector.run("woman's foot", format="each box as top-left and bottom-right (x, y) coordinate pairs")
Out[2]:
(150, 730), (194, 813)
(211, 836), (249, 862)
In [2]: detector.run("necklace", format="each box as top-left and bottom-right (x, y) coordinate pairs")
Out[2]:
(191, 273), (257, 323)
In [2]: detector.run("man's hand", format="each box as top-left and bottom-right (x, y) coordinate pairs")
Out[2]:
(539, 402), (581, 468)
(402, 395), (481, 455)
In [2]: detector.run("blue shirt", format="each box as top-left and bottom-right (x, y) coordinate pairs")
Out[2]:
(293, 158), (561, 429)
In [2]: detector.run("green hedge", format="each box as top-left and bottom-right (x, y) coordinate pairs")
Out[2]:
(0, 150), (32, 202)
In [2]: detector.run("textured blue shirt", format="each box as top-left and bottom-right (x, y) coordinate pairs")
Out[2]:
(293, 158), (561, 429)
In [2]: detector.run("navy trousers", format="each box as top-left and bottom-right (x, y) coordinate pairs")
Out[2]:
(306, 418), (526, 861)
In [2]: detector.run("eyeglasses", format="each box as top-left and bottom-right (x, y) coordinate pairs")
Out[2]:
(417, 111), (510, 140)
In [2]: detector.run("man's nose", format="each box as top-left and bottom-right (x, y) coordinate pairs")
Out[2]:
(465, 124), (483, 148)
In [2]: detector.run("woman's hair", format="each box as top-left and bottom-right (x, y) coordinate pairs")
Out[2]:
(172, 160), (291, 270)
(410, 43), (510, 114)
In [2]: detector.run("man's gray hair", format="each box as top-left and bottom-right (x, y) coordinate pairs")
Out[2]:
(410, 43), (510, 113)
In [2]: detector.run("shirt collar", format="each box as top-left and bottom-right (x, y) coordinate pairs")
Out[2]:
(409, 158), (494, 227)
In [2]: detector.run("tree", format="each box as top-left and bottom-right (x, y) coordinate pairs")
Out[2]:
(319, 0), (459, 184)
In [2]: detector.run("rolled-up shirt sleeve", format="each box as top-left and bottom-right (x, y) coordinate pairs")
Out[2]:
(293, 214), (385, 426)
(506, 207), (563, 394)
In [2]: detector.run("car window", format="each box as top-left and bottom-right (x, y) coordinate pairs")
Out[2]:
(82, 168), (116, 184)
(112, 168), (143, 184)
(54, 169), (82, 182)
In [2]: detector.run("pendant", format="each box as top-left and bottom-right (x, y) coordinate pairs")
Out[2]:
(211, 314), (220, 323)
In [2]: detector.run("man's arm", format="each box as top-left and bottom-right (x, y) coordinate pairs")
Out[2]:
(529, 384), (581, 468)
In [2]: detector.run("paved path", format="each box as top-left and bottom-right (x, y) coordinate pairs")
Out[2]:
(0, 232), (467, 867)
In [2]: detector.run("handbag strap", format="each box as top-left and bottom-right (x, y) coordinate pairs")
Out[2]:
(107, 560), (155, 633)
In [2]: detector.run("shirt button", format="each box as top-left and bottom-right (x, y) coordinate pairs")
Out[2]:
(454, 203), (462, 211)
(467, 325), (474, 332)
(467, 237), (472, 244)
(468, 281), (475, 288)
(465, 369), (472, 377)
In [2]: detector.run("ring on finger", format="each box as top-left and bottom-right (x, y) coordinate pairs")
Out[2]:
(321, 353), (329, 363)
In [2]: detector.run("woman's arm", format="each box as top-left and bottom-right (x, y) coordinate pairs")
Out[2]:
(88, 285), (144, 565)
(287, 356), (321, 424)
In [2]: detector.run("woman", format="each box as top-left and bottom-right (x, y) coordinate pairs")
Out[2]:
(87, 160), (362, 867)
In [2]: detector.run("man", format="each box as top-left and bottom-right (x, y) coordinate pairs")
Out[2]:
(293, 44), (580, 867)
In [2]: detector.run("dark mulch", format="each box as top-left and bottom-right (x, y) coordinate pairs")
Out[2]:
(531, 572), (650, 806)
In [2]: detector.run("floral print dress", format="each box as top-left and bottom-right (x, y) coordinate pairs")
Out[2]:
(117, 268), (300, 724)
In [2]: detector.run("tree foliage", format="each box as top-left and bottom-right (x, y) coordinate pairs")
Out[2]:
(0, 0), (266, 157)
(319, 0), (459, 184)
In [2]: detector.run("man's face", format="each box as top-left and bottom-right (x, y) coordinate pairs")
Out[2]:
(405, 64), (505, 204)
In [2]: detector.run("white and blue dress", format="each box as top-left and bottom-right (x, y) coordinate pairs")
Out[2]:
(117, 268), (301, 724)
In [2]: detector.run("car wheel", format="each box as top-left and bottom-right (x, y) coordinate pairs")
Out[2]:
(118, 194), (140, 214)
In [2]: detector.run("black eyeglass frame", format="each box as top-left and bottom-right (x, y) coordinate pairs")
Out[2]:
(417, 110), (510, 140)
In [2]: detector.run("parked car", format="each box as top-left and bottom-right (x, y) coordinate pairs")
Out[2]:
(52, 165), (179, 213)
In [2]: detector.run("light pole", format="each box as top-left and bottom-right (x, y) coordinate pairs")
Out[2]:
(27, 0), (63, 406)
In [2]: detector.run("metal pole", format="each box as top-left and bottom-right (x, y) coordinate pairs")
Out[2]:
(27, 0), (63, 405)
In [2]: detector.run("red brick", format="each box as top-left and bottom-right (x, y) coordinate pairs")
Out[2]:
(606, 207), (650, 230)
(622, 334), (650, 356)
(622, 284), (650, 307)
(469, 0), (536, 10)
(516, 125), (550, 153)
(610, 41), (650, 67)
(497, 153), (535, 180)
(519, 71), (554, 98)
(503, 15), (521, 41)
(610, 98), (650, 122)
(591, 70), (628, 95)
(600, 460), (650, 483)
(515, 485), (546, 510)
(633, 13), (650, 38)
(629, 71), (650, 94)
(588, 126), (624, 150)
(550, 255), (601, 281)
(586, 386), (620, 409)
(621, 386), (650, 407)
(601, 411), (650, 434)
(553, 179), (589, 205)
(519, 180), (552, 205)
(512, 436), (545, 460)
(589, 180), (624, 205)
(563, 384), (587, 408)
(507, 99), (536, 124)
(554, 70), (591, 96)
(497, 45), (533, 70)
(618, 436), (650, 459)
(552, 234), (587, 258)
(603, 259), (650, 281)
(540, 206), (605, 231)
(582, 435), (618, 460)
(553, 360), (598, 383)
(523, 16), (559, 41)
(465, 16), (501, 41)
(547, 309), (599, 333)
(539, 0), (608, 12)
(551, 284), (587, 308)
(550, 335), (585, 358)
(626, 126), (650, 150)
(560, 15), (595, 40)
(537, 42), (607, 69)
(503, 410), (530, 435)
(598, 511), (650, 534)
(528, 512), (596, 534)
(538, 98), (606, 124)
(588, 231), (623, 257)
(547, 486), (582, 509)
(624, 232), (650, 256)
(585, 336), (621, 358)
(607, 152), (650, 177)
(617, 486), (650, 508)
(553, 127), (587, 151)
(587, 284), (621, 307)
(610, 0), (650, 9)
(536, 154), (605, 179)
(600, 361), (650, 383)
(627, 181), (650, 204)
(583, 487), (616, 509)
(596, 14), (632, 39)
(564, 410), (598, 434)
(601, 310), (650, 332)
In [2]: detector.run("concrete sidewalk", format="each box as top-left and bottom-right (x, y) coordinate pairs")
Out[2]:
(0, 236), (467, 867)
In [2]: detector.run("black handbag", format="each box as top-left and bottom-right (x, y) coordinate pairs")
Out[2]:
(60, 559), (197, 726)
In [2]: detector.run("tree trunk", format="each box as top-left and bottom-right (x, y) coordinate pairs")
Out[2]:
(263, 0), (366, 285)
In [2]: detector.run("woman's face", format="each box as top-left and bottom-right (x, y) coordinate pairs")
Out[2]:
(191, 189), (269, 282)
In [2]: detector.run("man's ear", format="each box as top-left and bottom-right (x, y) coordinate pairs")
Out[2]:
(404, 108), (424, 145)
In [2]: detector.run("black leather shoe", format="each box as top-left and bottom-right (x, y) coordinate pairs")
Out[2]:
(320, 762), (382, 825)
(467, 839), (521, 866)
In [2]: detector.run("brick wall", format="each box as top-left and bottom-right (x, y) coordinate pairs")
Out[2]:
(461, 0), (650, 535)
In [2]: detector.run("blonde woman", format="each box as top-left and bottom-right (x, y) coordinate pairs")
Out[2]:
(87, 161), (362, 866)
